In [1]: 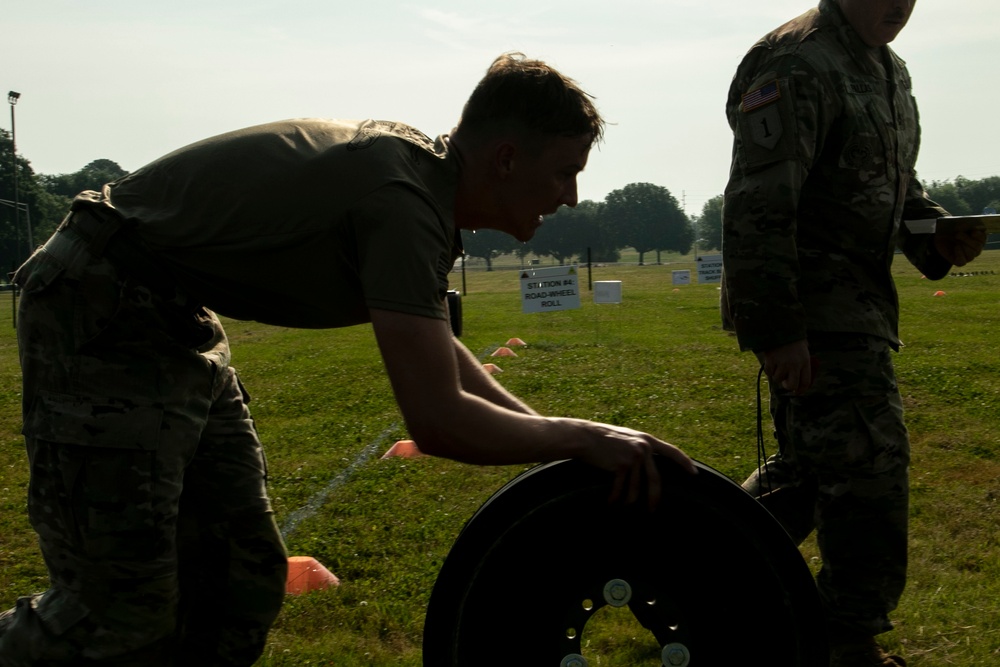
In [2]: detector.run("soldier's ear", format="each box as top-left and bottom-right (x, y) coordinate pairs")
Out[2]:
(494, 141), (516, 179)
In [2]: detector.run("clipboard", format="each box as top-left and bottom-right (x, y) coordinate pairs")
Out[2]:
(905, 215), (1000, 234)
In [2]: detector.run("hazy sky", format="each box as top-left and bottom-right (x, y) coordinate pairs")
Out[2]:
(4, 0), (998, 216)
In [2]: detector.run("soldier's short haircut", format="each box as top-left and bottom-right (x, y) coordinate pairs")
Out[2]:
(459, 52), (605, 146)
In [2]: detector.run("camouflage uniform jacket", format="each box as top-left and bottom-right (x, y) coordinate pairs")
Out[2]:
(722, 0), (951, 353)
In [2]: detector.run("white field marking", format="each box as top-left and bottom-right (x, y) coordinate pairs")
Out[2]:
(279, 424), (400, 540)
(278, 346), (496, 540)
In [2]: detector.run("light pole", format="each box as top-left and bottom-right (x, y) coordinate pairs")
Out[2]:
(8, 91), (22, 328)
(7, 91), (30, 262)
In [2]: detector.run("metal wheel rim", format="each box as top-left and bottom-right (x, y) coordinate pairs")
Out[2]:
(424, 459), (828, 666)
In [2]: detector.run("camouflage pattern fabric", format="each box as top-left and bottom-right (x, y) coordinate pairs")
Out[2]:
(722, 0), (950, 354)
(743, 334), (909, 637)
(0, 213), (288, 665)
(722, 0), (943, 641)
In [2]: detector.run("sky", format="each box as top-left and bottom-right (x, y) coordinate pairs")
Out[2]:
(4, 0), (999, 217)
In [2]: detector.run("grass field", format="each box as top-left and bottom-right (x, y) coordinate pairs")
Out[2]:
(0, 250), (997, 665)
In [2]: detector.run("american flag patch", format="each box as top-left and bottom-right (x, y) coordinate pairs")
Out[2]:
(742, 81), (780, 112)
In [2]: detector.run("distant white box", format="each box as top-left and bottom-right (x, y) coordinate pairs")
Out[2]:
(672, 270), (691, 286)
(593, 280), (622, 304)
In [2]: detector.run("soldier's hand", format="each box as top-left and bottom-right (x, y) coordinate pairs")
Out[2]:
(570, 420), (696, 511)
(763, 339), (813, 394)
(935, 220), (987, 267)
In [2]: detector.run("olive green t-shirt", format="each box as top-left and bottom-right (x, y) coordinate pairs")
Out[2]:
(107, 118), (462, 328)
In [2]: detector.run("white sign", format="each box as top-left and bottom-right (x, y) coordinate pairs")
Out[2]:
(593, 280), (622, 304)
(697, 254), (723, 284)
(520, 265), (581, 314)
(672, 270), (691, 286)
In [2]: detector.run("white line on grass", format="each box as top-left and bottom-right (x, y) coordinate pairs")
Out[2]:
(279, 424), (400, 540)
(278, 345), (496, 540)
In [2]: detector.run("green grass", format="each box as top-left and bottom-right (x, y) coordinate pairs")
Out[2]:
(0, 252), (998, 665)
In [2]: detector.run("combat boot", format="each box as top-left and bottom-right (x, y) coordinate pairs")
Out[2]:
(829, 635), (906, 667)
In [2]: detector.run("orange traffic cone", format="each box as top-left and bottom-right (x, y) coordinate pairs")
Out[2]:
(506, 337), (527, 347)
(483, 363), (503, 375)
(381, 439), (425, 459)
(933, 290), (946, 296)
(286, 556), (340, 595)
(492, 347), (517, 358)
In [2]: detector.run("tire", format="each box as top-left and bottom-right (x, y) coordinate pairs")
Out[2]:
(423, 458), (828, 666)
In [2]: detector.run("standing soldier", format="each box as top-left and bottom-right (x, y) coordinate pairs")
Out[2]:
(722, 2), (986, 666)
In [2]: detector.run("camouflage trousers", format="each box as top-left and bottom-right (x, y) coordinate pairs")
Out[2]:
(743, 334), (909, 638)
(0, 216), (288, 665)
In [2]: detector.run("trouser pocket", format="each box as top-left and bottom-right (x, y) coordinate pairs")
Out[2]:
(23, 390), (165, 563)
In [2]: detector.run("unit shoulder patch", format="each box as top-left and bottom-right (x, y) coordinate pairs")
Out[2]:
(734, 76), (795, 167)
(748, 105), (783, 150)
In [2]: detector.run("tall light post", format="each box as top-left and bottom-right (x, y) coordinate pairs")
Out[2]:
(8, 91), (26, 261)
(8, 91), (22, 328)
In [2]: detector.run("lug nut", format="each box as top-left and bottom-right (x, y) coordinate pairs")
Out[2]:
(603, 578), (632, 607)
(661, 642), (690, 667)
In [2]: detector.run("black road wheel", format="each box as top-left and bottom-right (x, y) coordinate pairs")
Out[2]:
(423, 458), (828, 666)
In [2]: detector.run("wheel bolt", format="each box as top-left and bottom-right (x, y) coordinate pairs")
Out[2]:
(602, 578), (632, 607)
(661, 642), (690, 667)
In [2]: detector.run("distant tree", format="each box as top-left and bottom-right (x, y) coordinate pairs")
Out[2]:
(575, 200), (621, 263)
(925, 175), (1000, 216)
(529, 208), (577, 265)
(22, 187), (67, 253)
(530, 200), (615, 264)
(461, 228), (519, 271)
(697, 195), (724, 251)
(604, 182), (689, 264)
(954, 175), (1000, 213)
(39, 159), (129, 198)
(513, 243), (533, 268)
(656, 210), (694, 262)
(0, 129), (67, 272)
(925, 180), (972, 215)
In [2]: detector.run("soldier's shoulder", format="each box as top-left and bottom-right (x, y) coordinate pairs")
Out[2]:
(740, 7), (841, 77)
(768, 7), (822, 48)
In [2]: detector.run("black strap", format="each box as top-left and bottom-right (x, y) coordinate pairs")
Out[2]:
(756, 363), (771, 496)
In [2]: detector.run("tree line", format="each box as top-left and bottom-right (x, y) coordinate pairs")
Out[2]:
(0, 129), (128, 274)
(1, 128), (997, 276)
(464, 182), (696, 270)
(464, 176), (1000, 270)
